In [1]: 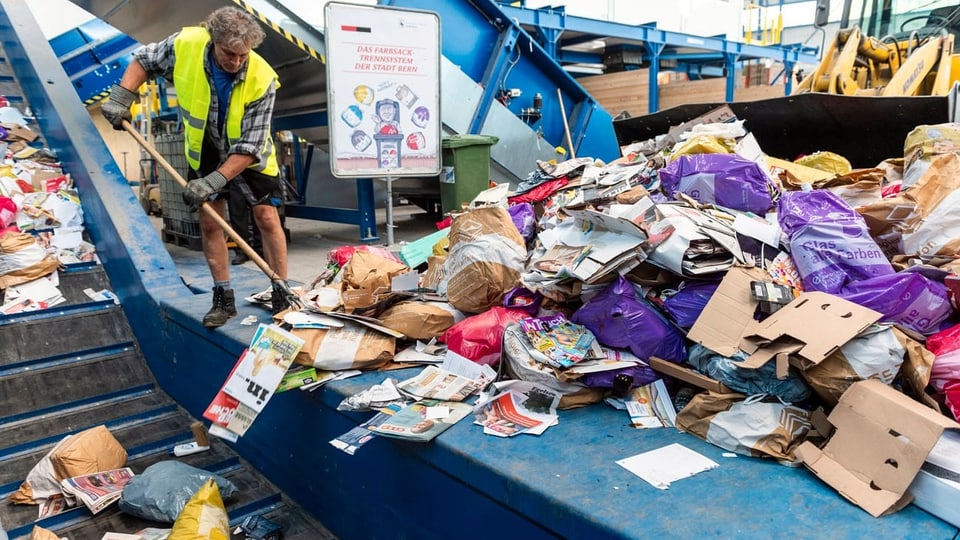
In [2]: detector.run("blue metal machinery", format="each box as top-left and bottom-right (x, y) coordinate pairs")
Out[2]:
(56, 0), (821, 241)
(497, 3), (821, 112)
(4, 0), (960, 538)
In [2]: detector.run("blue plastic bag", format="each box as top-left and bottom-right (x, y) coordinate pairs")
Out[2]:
(663, 281), (720, 329)
(571, 276), (686, 362)
(686, 343), (813, 403)
(118, 460), (237, 523)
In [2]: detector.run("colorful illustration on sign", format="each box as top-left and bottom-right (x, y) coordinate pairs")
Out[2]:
(351, 130), (372, 151)
(326, 4), (441, 176)
(353, 85), (374, 105)
(411, 106), (430, 128)
(340, 105), (363, 128)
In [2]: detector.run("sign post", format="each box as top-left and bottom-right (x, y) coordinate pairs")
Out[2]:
(325, 3), (442, 245)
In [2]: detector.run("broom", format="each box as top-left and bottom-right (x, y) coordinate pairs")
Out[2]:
(122, 120), (304, 312)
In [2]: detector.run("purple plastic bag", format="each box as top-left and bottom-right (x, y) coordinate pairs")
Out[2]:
(658, 153), (775, 214)
(839, 271), (953, 335)
(508, 203), (536, 243)
(571, 276), (687, 362)
(778, 190), (893, 294)
(663, 281), (720, 329)
(581, 361), (660, 389)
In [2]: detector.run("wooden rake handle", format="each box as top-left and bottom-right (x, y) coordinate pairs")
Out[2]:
(121, 120), (282, 282)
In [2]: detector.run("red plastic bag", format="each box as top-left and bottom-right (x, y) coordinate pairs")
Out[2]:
(925, 323), (960, 392)
(440, 307), (529, 367)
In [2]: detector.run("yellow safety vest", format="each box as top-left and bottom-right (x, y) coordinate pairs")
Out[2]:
(173, 26), (280, 176)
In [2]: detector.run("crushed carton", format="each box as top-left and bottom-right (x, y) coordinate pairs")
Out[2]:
(648, 356), (731, 393)
(737, 291), (881, 379)
(795, 380), (960, 517)
(686, 265), (769, 357)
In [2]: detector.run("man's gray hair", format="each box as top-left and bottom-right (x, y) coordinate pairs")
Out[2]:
(202, 6), (265, 50)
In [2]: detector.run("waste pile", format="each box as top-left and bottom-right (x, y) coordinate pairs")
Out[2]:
(259, 105), (960, 521)
(0, 110), (100, 313)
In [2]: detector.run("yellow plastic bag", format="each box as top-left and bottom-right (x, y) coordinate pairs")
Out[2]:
(667, 134), (732, 161)
(794, 151), (852, 175)
(169, 479), (230, 540)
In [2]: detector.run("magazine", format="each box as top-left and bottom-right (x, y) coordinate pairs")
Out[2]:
(474, 385), (559, 437)
(396, 365), (481, 402)
(59, 467), (135, 514)
(473, 390), (557, 437)
(203, 349), (260, 437)
(222, 324), (305, 413)
(624, 379), (677, 429)
(519, 314), (602, 369)
(370, 399), (473, 442)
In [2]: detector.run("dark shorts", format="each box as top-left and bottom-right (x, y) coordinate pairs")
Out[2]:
(189, 140), (283, 207)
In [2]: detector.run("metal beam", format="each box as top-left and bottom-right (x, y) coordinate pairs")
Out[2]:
(498, 4), (821, 65)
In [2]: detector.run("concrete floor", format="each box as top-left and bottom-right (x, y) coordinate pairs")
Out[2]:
(149, 201), (443, 285)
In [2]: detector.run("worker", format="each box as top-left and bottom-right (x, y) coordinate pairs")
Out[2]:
(101, 6), (288, 328)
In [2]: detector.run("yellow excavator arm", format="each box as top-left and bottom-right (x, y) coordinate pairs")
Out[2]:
(793, 26), (956, 96)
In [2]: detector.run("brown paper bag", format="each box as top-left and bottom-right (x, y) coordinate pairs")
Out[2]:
(377, 301), (463, 340)
(339, 250), (409, 316)
(444, 207), (526, 313)
(29, 526), (62, 540)
(49, 425), (127, 481)
(858, 153), (960, 258)
(800, 325), (905, 406)
(893, 327), (942, 412)
(293, 322), (394, 371)
(676, 392), (821, 463)
(0, 231), (60, 288)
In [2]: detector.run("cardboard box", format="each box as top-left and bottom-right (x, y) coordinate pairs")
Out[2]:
(908, 430), (960, 527)
(737, 291), (881, 379)
(687, 265), (769, 357)
(648, 356), (731, 393)
(795, 380), (960, 517)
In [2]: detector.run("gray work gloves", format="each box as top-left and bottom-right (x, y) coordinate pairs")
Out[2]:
(182, 171), (228, 211)
(101, 84), (137, 130)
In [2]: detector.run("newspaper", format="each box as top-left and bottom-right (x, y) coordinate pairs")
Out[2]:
(329, 409), (394, 455)
(222, 324), (305, 413)
(397, 365), (481, 402)
(519, 314), (603, 369)
(474, 382), (561, 437)
(370, 399), (473, 442)
(37, 493), (69, 519)
(60, 467), (135, 514)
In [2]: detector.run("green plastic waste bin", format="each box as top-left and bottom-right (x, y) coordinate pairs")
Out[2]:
(439, 134), (499, 213)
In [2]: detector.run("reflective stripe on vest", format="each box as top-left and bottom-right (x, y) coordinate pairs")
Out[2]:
(172, 26), (280, 176)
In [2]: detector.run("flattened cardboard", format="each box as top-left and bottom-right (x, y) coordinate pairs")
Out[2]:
(795, 380), (960, 517)
(687, 266), (769, 357)
(649, 356), (731, 393)
(737, 291), (881, 374)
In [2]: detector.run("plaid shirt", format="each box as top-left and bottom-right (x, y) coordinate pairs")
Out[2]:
(134, 31), (276, 166)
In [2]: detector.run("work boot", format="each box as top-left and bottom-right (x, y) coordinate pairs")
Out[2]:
(203, 286), (237, 328)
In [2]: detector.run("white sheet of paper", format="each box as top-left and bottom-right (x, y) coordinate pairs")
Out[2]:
(441, 350), (496, 382)
(425, 406), (450, 420)
(617, 443), (718, 490)
(391, 271), (421, 292)
(733, 213), (781, 248)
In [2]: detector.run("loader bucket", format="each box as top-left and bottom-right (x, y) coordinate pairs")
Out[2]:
(613, 88), (960, 168)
